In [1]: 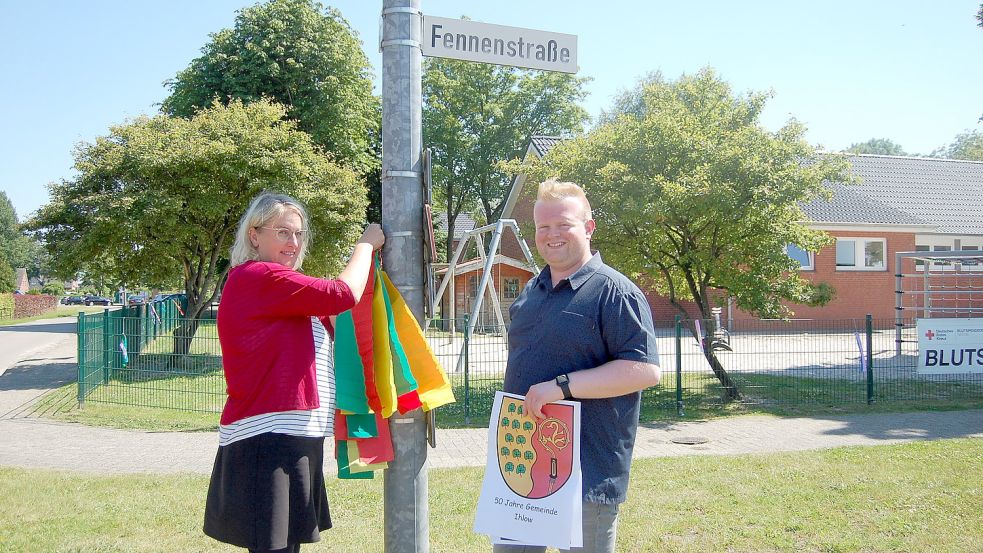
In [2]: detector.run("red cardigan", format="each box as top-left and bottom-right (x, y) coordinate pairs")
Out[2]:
(216, 260), (355, 425)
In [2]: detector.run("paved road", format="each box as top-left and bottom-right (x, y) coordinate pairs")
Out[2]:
(0, 318), (981, 475)
(0, 317), (77, 379)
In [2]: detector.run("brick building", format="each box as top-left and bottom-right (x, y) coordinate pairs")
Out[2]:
(497, 137), (983, 325)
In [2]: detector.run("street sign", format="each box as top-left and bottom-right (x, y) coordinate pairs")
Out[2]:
(423, 16), (577, 73)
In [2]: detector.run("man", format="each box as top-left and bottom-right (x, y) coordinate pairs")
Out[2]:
(497, 178), (661, 553)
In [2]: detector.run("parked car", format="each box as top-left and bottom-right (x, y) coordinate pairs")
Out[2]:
(127, 294), (147, 305)
(84, 295), (112, 306)
(63, 296), (85, 305)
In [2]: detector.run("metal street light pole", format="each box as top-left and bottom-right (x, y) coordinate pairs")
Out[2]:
(380, 1), (429, 552)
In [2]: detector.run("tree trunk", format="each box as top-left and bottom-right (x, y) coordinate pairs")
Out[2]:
(172, 317), (201, 358)
(672, 295), (742, 403)
(702, 345), (741, 401)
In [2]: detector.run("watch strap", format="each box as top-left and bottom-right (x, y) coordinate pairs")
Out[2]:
(556, 374), (573, 400)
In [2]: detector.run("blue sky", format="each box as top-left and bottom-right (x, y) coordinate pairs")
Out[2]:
(2, 0), (981, 219)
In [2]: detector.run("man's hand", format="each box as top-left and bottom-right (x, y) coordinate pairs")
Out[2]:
(524, 379), (565, 419)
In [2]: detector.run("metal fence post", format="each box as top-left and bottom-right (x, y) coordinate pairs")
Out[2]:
(102, 307), (111, 385)
(463, 314), (470, 425)
(675, 315), (684, 417)
(866, 314), (875, 405)
(77, 312), (86, 405)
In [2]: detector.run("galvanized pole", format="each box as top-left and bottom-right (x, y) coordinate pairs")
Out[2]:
(381, 1), (429, 552)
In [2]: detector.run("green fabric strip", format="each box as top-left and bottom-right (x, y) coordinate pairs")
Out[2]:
(336, 439), (374, 480)
(345, 413), (378, 438)
(333, 310), (370, 414)
(377, 268), (418, 396)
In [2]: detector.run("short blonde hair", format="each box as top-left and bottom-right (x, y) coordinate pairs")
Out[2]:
(229, 193), (311, 269)
(537, 178), (592, 221)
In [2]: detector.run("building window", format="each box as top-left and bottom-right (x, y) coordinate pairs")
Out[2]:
(503, 277), (520, 300)
(835, 238), (886, 271)
(785, 244), (814, 271)
(914, 244), (931, 269)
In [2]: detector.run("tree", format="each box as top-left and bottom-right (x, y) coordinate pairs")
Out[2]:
(934, 130), (983, 160)
(514, 68), (850, 400)
(845, 138), (907, 156)
(29, 100), (367, 353)
(423, 57), (589, 257)
(0, 192), (39, 276)
(161, 0), (379, 176)
(0, 260), (14, 293)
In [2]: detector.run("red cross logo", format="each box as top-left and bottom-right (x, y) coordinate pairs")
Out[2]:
(925, 330), (935, 340)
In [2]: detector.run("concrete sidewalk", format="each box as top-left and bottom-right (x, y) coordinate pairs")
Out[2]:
(1, 327), (981, 475)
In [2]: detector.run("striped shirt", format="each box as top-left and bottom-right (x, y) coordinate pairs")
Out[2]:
(218, 317), (335, 446)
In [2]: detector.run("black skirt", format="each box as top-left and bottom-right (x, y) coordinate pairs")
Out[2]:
(203, 433), (332, 550)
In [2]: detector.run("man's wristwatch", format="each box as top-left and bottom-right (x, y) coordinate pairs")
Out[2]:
(555, 373), (573, 400)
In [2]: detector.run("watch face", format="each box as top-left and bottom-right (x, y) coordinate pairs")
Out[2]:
(556, 374), (568, 384)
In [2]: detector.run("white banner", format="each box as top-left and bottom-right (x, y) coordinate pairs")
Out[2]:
(423, 16), (578, 73)
(473, 392), (582, 548)
(916, 318), (983, 374)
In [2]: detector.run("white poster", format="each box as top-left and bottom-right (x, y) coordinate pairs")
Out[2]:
(917, 318), (983, 374)
(473, 391), (582, 549)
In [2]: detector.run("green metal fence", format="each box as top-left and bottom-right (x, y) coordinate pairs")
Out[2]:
(76, 312), (983, 421)
(76, 297), (225, 412)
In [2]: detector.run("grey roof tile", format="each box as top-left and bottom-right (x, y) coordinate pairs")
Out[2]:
(816, 155), (983, 234)
(433, 212), (478, 239)
(530, 136), (563, 157)
(800, 183), (928, 225)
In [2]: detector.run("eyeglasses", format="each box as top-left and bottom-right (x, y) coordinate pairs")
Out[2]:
(257, 226), (308, 243)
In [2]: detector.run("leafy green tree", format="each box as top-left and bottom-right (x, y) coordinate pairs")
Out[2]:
(423, 57), (589, 257)
(161, 0), (379, 176)
(0, 192), (39, 276)
(845, 138), (907, 156)
(515, 68), (850, 400)
(934, 130), (983, 160)
(29, 100), (367, 353)
(0, 260), (14, 293)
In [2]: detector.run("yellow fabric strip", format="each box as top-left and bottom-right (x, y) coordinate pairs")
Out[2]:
(381, 271), (456, 411)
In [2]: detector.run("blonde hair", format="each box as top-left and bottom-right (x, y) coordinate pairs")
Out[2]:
(229, 193), (311, 269)
(537, 178), (593, 221)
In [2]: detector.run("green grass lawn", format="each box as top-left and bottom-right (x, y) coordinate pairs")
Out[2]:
(0, 439), (979, 552)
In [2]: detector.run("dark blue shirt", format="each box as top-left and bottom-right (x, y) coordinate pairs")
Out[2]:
(504, 253), (659, 504)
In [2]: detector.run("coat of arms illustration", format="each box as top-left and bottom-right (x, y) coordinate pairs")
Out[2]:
(496, 395), (575, 499)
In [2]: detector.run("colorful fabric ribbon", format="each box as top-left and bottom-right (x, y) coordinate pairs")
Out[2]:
(333, 253), (456, 479)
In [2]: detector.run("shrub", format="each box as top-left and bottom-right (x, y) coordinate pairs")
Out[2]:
(42, 282), (66, 296)
(0, 293), (13, 320)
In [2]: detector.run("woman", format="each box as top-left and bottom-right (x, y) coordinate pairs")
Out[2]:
(203, 192), (384, 553)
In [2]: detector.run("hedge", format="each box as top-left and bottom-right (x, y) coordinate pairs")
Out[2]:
(12, 294), (59, 319)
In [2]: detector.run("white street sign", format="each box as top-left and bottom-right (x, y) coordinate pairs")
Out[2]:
(423, 16), (577, 74)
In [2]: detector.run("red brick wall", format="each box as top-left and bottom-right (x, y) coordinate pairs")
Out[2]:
(727, 230), (915, 324)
